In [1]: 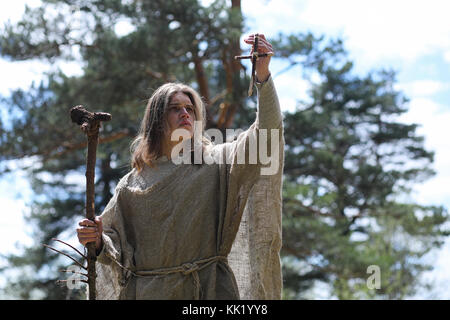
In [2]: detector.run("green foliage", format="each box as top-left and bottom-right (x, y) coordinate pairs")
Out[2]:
(279, 35), (448, 299)
(0, 0), (246, 299)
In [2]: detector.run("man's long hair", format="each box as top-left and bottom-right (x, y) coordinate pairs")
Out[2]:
(130, 82), (210, 171)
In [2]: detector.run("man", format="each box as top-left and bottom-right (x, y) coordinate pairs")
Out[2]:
(77, 33), (283, 299)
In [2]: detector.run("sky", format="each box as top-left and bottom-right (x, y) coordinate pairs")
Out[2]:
(1, 0), (450, 299)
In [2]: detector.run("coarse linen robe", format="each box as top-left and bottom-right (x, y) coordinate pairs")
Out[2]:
(94, 76), (284, 299)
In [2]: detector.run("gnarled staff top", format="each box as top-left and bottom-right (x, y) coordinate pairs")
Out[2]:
(70, 105), (112, 136)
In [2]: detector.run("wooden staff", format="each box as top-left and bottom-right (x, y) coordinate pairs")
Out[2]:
(70, 105), (111, 300)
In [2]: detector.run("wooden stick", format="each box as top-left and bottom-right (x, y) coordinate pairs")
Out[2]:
(70, 105), (112, 300)
(56, 279), (89, 285)
(248, 34), (259, 96)
(234, 52), (274, 60)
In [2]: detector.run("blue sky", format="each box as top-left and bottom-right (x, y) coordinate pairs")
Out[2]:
(1, 0), (450, 298)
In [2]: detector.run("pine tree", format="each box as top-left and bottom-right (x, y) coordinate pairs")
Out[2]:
(275, 33), (449, 299)
(0, 0), (248, 299)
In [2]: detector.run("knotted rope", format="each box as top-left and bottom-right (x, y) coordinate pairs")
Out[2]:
(108, 255), (228, 299)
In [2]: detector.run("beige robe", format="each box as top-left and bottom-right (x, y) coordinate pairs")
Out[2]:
(94, 76), (284, 299)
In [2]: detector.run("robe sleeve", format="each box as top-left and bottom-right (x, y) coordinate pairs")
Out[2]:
(94, 174), (135, 299)
(213, 75), (285, 299)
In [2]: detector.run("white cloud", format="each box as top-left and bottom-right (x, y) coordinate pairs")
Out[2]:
(399, 98), (450, 208)
(0, 0), (83, 95)
(378, 95), (450, 299)
(278, 97), (297, 114)
(114, 18), (136, 37)
(0, 0), (41, 26)
(444, 51), (450, 64)
(0, 160), (36, 257)
(0, 59), (48, 95)
(243, 0), (450, 69)
(396, 80), (450, 97)
(416, 232), (450, 299)
(273, 72), (310, 113)
(56, 60), (84, 78)
(242, 0), (309, 36)
(0, 58), (84, 96)
(0, 197), (33, 256)
(299, 0), (450, 65)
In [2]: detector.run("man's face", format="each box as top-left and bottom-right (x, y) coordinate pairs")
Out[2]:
(166, 92), (196, 139)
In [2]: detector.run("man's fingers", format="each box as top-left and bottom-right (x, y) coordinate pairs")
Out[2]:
(78, 231), (99, 238)
(78, 234), (99, 241)
(77, 226), (98, 233)
(244, 33), (268, 42)
(79, 217), (102, 228)
(255, 38), (273, 50)
(250, 33), (266, 40)
(245, 33), (266, 38)
(79, 219), (96, 226)
(79, 238), (98, 246)
(77, 217), (102, 248)
(78, 232), (100, 244)
(244, 35), (273, 53)
(95, 216), (103, 232)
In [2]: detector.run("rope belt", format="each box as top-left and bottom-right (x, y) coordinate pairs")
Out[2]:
(133, 255), (228, 300)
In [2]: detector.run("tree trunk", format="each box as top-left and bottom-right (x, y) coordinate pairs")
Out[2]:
(218, 0), (243, 129)
(193, 54), (214, 128)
